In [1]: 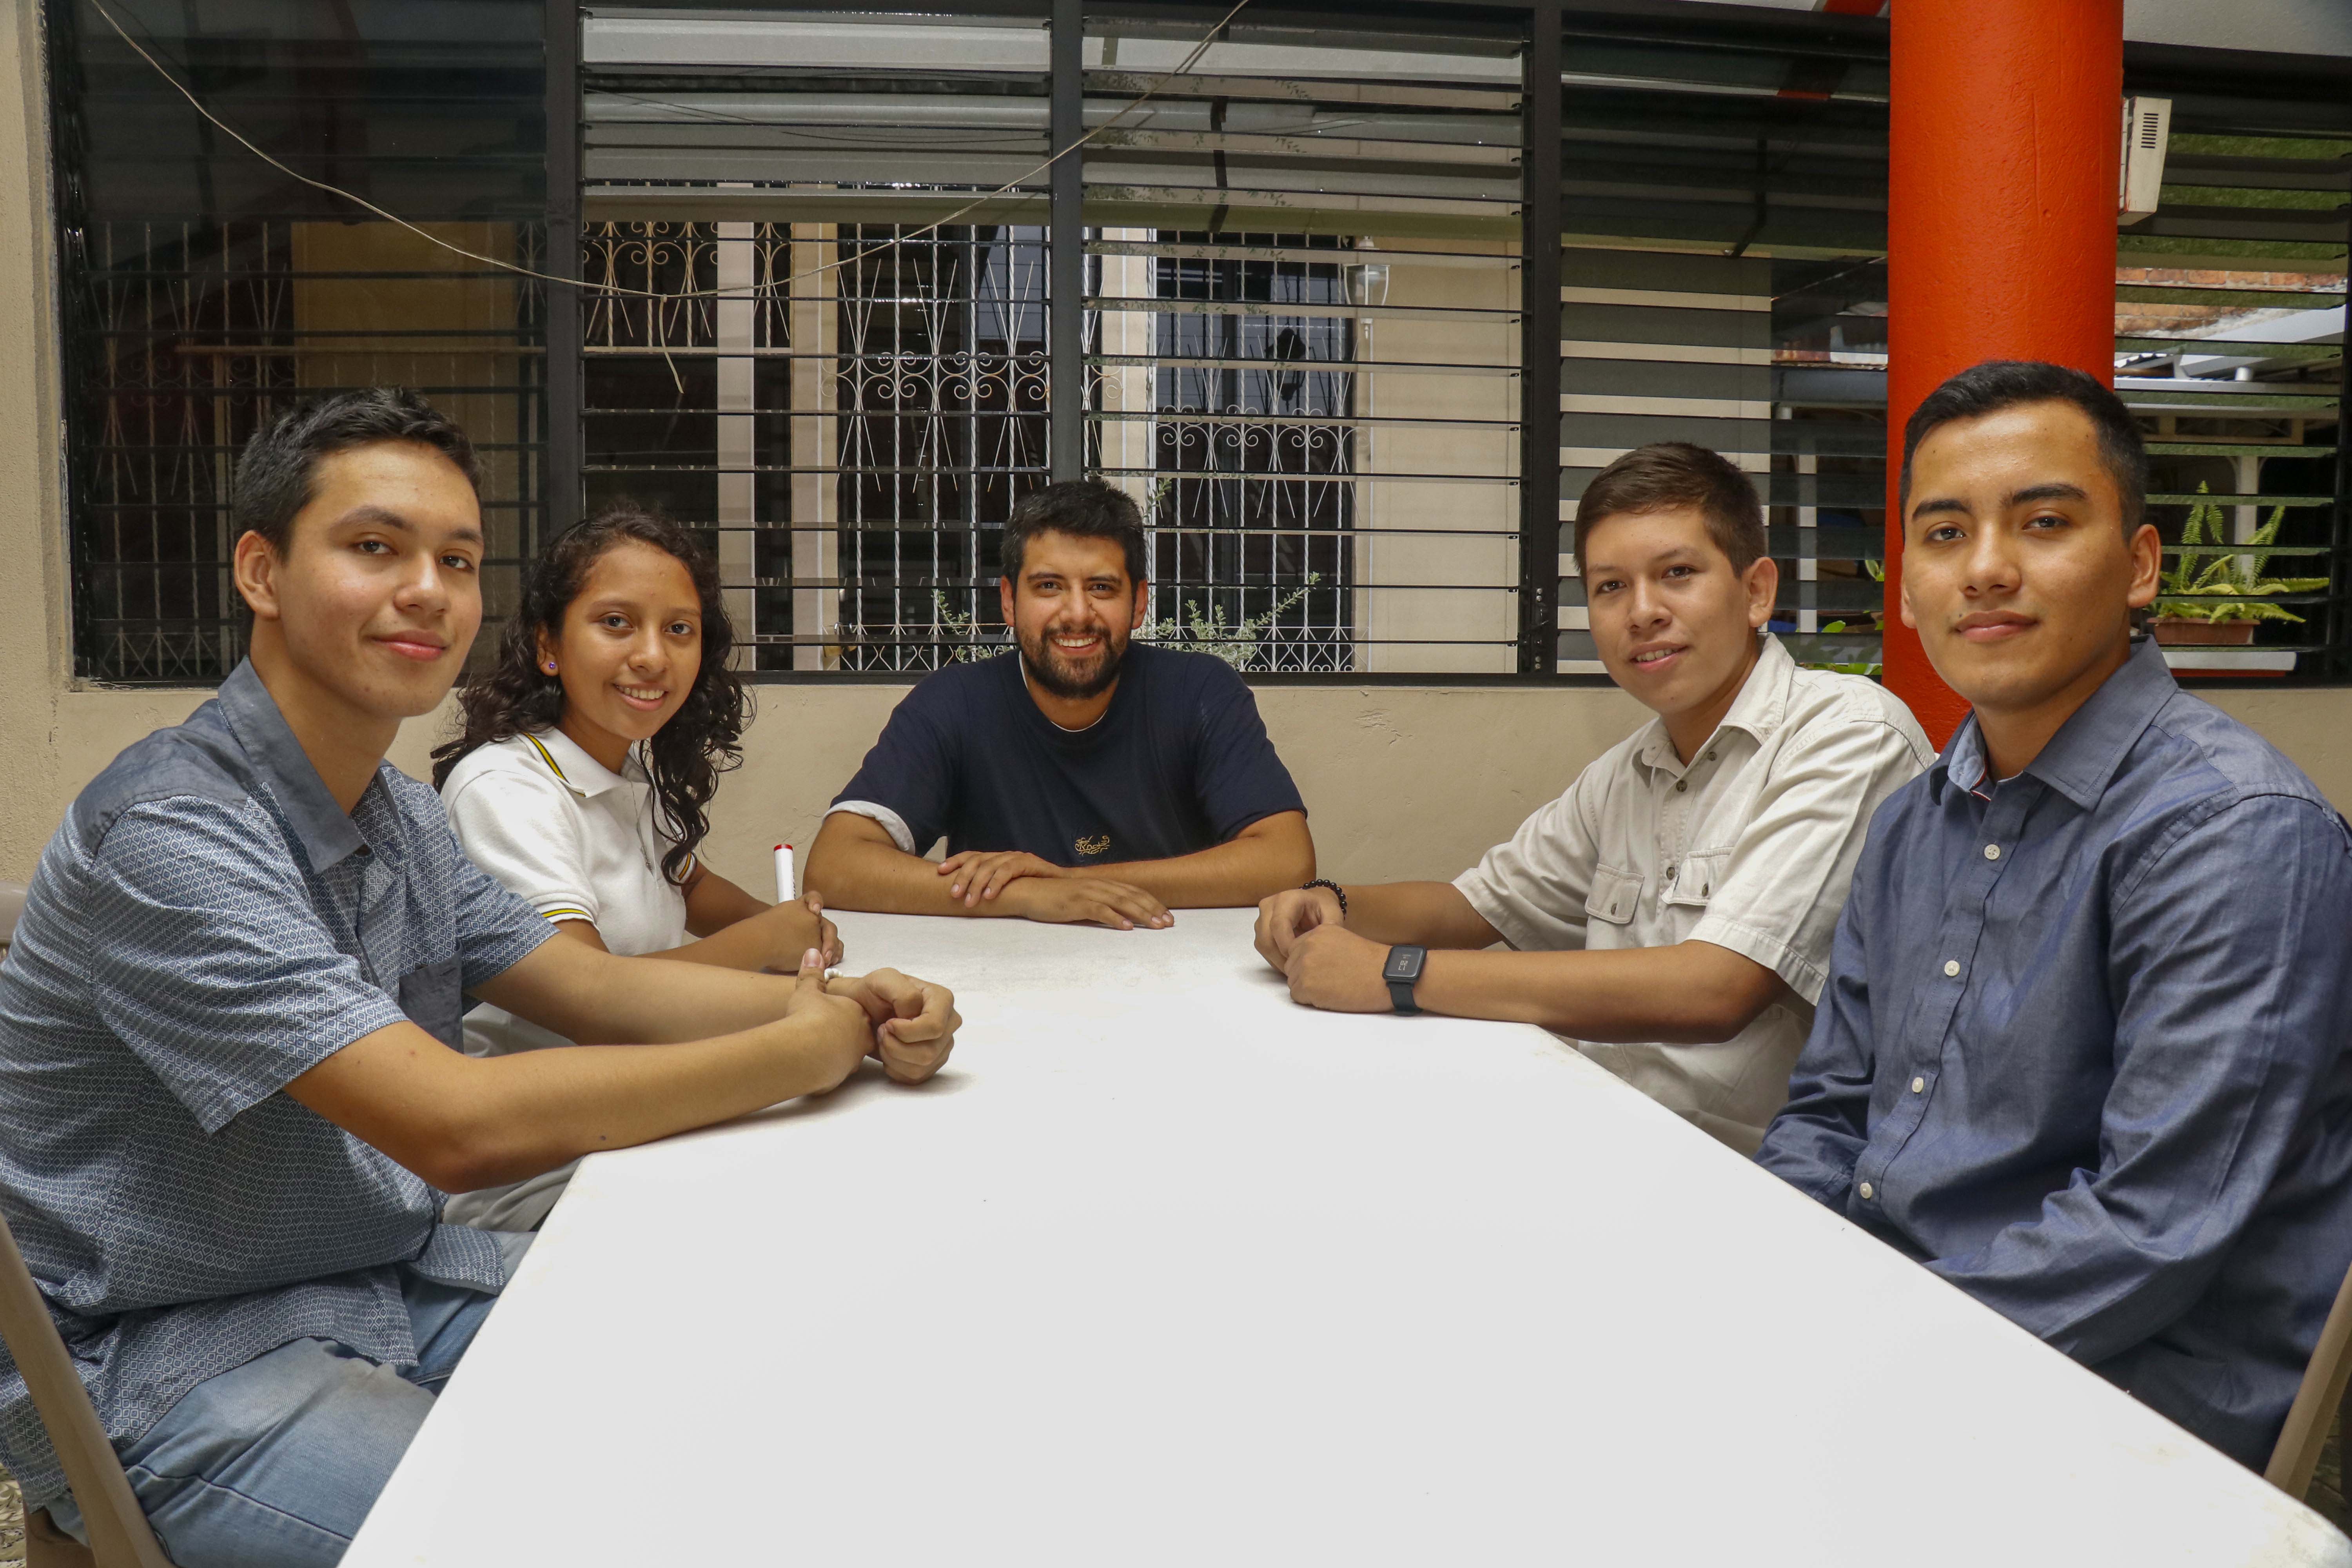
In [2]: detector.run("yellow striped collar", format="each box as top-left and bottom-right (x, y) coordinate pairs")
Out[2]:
(515, 727), (639, 800)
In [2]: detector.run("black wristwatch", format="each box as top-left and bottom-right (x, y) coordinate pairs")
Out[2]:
(1383, 945), (1428, 1015)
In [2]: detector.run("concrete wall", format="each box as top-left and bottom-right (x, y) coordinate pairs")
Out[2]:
(4, 6), (2349, 899)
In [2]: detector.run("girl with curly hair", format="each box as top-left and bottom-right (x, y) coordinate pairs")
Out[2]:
(430, 502), (840, 1229)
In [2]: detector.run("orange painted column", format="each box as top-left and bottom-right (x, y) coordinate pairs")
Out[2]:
(1884, 0), (2123, 745)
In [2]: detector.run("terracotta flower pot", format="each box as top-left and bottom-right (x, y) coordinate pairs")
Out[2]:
(2151, 617), (2258, 647)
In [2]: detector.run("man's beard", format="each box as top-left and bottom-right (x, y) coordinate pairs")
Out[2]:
(1017, 623), (1127, 701)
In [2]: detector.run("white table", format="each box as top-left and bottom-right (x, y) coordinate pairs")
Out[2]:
(348, 909), (2352, 1566)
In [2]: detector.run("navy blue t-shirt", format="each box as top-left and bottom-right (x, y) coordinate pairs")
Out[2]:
(830, 644), (1306, 866)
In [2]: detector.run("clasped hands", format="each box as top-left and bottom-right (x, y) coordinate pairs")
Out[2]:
(1252, 886), (1394, 1013)
(782, 949), (962, 1086)
(935, 849), (1173, 931)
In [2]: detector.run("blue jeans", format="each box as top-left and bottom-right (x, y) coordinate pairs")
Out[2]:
(49, 1233), (532, 1568)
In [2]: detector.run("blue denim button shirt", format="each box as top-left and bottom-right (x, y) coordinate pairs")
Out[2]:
(1756, 637), (2352, 1467)
(0, 662), (553, 1507)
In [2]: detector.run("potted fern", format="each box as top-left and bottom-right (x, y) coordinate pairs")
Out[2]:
(2151, 483), (2327, 648)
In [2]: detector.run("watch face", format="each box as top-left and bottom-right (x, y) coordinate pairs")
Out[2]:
(1383, 946), (1424, 982)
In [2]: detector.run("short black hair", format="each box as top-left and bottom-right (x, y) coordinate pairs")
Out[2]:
(1573, 441), (1766, 574)
(998, 479), (1147, 588)
(232, 388), (480, 557)
(1899, 361), (2147, 534)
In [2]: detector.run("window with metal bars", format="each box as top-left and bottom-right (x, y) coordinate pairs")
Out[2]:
(577, 7), (1056, 672)
(580, 216), (787, 666)
(572, 4), (1533, 677)
(1128, 232), (1357, 674)
(74, 218), (295, 683)
(1554, 9), (1895, 678)
(837, 223), (1050, 672)
(45, 0), (550, 685)
(1550, 7), (2349, 684)
(43, 2), (2352, 687)
(1082, 13), (1528, 675)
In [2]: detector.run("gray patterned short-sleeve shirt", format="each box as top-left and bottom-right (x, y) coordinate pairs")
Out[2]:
(0, 661), (554, 1508)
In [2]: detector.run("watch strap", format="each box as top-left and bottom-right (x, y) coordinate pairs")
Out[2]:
(1385, 945), (1426, 1015)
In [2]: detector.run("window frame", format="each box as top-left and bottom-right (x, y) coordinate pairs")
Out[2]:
(44, 0), (2352, 687)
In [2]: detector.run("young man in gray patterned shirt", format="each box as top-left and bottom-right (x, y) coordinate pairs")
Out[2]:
(0, 390), (963, 1567)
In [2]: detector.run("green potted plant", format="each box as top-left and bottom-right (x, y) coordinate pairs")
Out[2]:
(2151, 482), (2326, 648)
(931, 577), (1321, 671)
(1807, 559), (1885, 677)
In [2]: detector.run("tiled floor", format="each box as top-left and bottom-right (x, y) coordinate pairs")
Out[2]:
(0, 1414), (2341, 1566)
(2315, 1414), (2347, 1529)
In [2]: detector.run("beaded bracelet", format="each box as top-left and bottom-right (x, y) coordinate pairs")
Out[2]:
(1301, 878), (1348, 917)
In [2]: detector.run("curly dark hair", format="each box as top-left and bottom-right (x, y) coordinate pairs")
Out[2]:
(430, 503), (750, 885)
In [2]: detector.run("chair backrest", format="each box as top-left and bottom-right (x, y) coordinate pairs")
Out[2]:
(2267, 1250), (2352, 1499)
(0, 1209), (173, 1567)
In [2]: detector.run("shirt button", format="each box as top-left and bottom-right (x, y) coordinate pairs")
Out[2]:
(1984, 844), (2001, 861)
(1858, 1181), (1875, 1201)
(1942, 959), (1960, 978)
(1675, 780), (1688, 793)
(1910, 1076), (1925, 1094)
(1705, 751), (1717, 762)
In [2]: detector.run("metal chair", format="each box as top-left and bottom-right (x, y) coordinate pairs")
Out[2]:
(0, 1209), (173, 1566)
(2268, 1254), (2352, 1503)
(0, 882), (173, 1565)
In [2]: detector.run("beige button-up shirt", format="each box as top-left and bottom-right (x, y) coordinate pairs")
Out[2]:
(1454, 635), (1932, 1152)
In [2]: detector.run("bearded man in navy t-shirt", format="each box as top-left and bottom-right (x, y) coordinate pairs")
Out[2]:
(804, 480), (1315, 929)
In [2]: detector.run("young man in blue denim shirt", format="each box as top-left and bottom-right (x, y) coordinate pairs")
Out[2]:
(0, 390), (962, 1566)
(1754, 360), (2352, 1468)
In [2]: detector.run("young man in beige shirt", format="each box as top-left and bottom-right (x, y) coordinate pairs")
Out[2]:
(1255, 442), (1931, 1150)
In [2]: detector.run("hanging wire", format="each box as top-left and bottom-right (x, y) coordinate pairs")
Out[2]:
(82, 0), (1252, 303)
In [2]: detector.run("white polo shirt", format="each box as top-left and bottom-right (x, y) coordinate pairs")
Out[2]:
(1453, 635), (1932, 1152)
(437, 726), (692, 1229)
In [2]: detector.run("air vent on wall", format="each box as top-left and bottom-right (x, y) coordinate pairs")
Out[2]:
(2119, 96), (2172, 223)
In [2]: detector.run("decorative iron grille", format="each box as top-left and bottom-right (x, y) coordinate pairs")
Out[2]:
(839, 224), (1051, 671)
(580, 217), (779, 668)
(577, 5), (1532, 679)
(577, 218), (1052, 673)
(1080, 16), (1529, 677)
(1129, 232), (1358, 674)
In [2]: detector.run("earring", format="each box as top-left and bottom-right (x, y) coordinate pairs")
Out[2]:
(543, 661), (557, 674)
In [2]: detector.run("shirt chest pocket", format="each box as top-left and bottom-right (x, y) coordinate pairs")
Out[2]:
(1662, 850), (1729, 911)
(1584, 865), (1642, 927)
(396, 957), (465, 1050)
